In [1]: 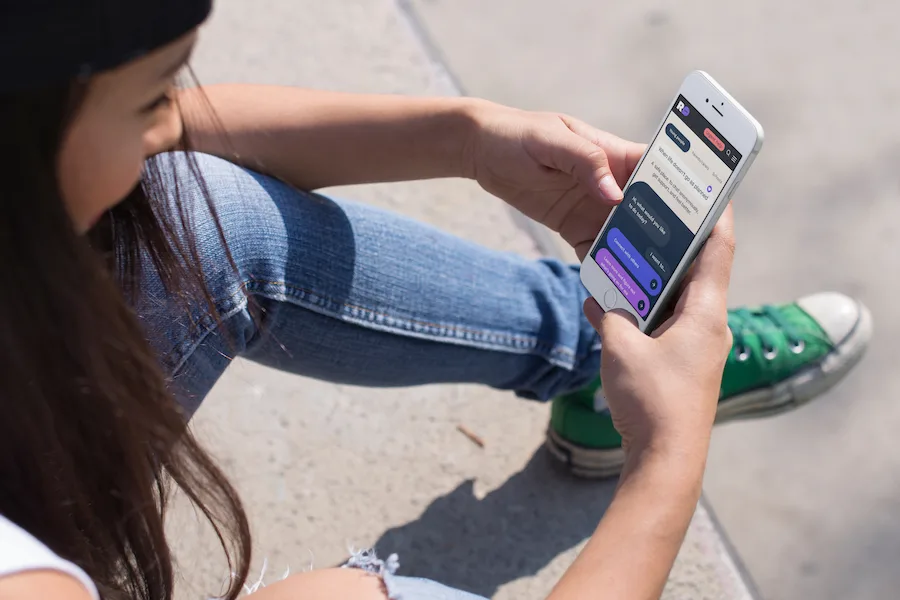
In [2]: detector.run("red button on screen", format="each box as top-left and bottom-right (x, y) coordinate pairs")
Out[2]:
(704, 128), (725, 151)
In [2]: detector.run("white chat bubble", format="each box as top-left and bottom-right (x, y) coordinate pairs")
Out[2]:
(641, 143), (716, 233)
(656, 141), (714, 204)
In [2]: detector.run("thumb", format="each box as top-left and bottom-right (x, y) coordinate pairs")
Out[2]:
(536, 129), (624, 204)
(584, 299), (641, 345)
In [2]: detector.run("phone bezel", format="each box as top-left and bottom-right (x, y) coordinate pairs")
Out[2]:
(580, 70), (764, 332)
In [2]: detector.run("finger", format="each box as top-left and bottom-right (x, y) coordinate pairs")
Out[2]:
(583, 297), (606, 331)
(532, 127), (623, 204)
(553, 192), (613, 261)
(676, 203), (736, 317)
(573, 240), (591, 262)
(558, 115), (646, 185)
(584, 298), (641, 344)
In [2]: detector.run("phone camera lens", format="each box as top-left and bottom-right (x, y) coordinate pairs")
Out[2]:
(705, 98), (709, 103)
(638, 300), (646, 310)
(650, 280), (658, 290)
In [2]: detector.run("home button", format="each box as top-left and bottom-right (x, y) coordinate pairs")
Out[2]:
(603, 289), (618, 309)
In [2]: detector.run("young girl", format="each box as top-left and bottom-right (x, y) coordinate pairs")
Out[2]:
(0, 1), (869, 599)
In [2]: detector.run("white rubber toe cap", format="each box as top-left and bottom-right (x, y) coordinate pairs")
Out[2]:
(796, 292), (870, 345)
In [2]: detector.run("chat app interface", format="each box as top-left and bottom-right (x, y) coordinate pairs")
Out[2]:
(591, 95), (741, 318)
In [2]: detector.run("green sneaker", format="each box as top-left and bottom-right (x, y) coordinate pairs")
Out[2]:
(546, 292), (873, 478)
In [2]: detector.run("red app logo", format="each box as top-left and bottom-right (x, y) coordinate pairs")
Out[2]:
(704, 128), (725, 151)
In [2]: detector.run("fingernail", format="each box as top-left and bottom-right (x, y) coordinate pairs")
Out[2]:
(598, 174), (623, 202)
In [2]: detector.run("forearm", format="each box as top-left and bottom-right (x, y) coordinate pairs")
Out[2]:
(178, 85), (477, 190)
(548, 446), (707, 600)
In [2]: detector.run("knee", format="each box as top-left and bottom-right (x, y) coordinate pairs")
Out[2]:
(149, 152), (288, 284)
(244, 569), (388, 600)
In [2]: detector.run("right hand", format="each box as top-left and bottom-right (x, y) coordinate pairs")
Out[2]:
(462, 101), (645, 260)
(583, 205), (736, 464)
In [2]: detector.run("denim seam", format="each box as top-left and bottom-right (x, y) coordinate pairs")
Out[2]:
(166, 278), (590, 375)
(251, 280), (554, 344)
(165, 285), (250, 374)
(245, 279), (585, 368)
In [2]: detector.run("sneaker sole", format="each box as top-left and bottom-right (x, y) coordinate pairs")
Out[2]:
(546, 300), (873, 479)
(545, 426), (626, 478)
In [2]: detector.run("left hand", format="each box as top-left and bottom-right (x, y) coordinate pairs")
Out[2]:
(462, 101), (645, 260)
(584, 204), (736, 460)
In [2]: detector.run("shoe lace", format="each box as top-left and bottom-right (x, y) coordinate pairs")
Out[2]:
(728, 305), (804, 361)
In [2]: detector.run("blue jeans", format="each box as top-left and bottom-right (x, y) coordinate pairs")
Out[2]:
(135, 153), (600, 599)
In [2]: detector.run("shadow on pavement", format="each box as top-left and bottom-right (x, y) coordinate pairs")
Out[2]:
(372, 446), (617, 598)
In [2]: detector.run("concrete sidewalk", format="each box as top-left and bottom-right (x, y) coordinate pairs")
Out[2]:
(169, 1), (753, 598)
(404, 1), (900, 599)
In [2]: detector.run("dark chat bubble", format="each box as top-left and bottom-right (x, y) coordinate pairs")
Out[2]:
(645, 247), (671, 281)
(622, 182), (671, 247)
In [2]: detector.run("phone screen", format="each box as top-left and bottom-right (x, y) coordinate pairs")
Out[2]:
(591, 95), (742, 317)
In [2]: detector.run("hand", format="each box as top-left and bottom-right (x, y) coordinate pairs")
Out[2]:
(583, 205), (736, 465)
(462, 100), (645, 260)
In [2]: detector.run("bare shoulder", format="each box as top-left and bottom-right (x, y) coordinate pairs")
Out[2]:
(0, 570), (95, 599)
(246, 569), (388, 600)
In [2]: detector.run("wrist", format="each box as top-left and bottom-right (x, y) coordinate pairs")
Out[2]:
(619, 436), (710, 496)
(453, 97), (495, 180)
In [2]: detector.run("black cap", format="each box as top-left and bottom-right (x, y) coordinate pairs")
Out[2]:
(1, 0), (212, 92)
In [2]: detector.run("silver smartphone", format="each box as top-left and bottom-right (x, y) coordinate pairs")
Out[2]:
(580, 71), (764, 332)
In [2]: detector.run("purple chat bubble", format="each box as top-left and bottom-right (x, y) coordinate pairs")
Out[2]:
(594, 248), (650, 317)
(607, 228), (661, 296)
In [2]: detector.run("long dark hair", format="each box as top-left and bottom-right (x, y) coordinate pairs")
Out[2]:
(0, 79), (251, 599)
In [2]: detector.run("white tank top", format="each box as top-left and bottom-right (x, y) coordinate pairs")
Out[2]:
(0, 514), (99, 599)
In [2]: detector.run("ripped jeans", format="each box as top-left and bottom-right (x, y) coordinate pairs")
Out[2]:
(134, 153), (601, 599)
(345, 549), (486, 600)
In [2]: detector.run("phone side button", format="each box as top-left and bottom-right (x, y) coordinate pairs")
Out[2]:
(727, 174), (744, 200)
(603, 289), (618, 309)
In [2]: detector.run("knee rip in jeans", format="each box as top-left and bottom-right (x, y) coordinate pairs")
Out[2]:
(343, 548), (401, 599)
(208, 548), (400, 599)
